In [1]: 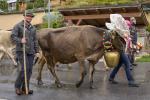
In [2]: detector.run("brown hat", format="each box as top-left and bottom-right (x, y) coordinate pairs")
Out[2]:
(23, 11), (35, 17)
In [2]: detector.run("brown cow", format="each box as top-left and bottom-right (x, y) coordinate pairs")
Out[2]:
(37, 25), (119, 88)
(0, 30), (17, 66)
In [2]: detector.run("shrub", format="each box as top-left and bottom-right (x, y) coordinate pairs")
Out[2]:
(41, 11), (64, 28)
(136, 54), (150, 62)
(146, 25), (150, 32)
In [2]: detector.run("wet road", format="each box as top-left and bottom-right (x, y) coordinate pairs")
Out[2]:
(0, 59), (150, 100)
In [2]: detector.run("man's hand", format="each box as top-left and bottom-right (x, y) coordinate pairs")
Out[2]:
(21, 37), (26, 43)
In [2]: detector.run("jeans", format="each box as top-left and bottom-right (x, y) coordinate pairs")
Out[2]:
(15, 52), (35, 89)
(109, 52), (134, 83)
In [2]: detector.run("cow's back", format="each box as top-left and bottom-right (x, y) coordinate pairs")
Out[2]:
(38, 25), (105, 64)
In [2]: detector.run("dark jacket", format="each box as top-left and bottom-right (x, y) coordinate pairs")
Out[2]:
(130, 24), (137, 45)
(11, 20), (39, 54)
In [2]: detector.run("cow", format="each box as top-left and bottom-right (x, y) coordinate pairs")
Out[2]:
(0, 30), (17, 66)
(37, 25), (121, 88)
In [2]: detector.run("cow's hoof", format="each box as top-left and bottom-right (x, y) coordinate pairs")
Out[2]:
(37, 80), (43, 85)
(56, 83), (62, 88)
(14, 65), (18, 68)
(89, 82), (96, 89)
(55, 81), (62, 88)
(76, 81), (82, 88)
(89, 85), (96, 89)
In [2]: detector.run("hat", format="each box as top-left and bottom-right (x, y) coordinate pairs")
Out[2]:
(23, 11), (35, 17)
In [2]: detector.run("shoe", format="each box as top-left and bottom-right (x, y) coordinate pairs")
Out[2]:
(109, 79), (118, 84)
(28, 90), (33, 94)
(130, 66), (133, 70)
(128, 82), (139, 87)
(22, 89), (33, 95)
(132, 63), (137, 66)
(15, 88), (22, 95)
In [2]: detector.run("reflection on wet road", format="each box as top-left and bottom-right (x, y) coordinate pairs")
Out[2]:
(0, 58), (150, 100)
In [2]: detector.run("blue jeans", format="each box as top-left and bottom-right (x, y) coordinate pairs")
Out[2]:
(109, 52), (134, 83)
(15, 52), (35, 89)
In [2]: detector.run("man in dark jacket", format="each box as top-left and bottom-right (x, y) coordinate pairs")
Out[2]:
(129, 17), (138, 67)
(11, 11), (40, 95)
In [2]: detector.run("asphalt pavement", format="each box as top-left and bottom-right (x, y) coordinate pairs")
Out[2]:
(0, 59), (150, 100)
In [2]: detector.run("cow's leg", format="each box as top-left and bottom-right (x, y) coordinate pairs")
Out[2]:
(5, 49), (17, 66)
(42, 53), (61, 87)
(0, 48), (6, 62)
(88, 60), (96, 89)
(44, 56), (62, 87)
(103, 57), (110, 71)
(76, 60), (87, 88)
(47, 64), (62, 88)
(0, 52), (5, 61)
(37, 58), (46, 85)
(87, 49), (104, 89)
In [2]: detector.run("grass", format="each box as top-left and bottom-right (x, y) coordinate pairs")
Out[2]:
(136, 54), (150, 62)
(56, 0), (136, 9)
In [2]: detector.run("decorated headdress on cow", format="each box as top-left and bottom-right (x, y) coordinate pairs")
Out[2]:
(105, 14), (130, 38)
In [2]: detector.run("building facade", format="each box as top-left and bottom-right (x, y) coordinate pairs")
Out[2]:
(7, 0), (17, 11)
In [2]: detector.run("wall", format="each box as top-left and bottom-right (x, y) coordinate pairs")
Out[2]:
(0, 12), (45, 30)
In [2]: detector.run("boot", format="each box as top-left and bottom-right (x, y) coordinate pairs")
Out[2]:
(109, 78), (118, 84)
(22, 89), (33, 95)
(15, 88), (22, 95)
(128, 81), (139, 87)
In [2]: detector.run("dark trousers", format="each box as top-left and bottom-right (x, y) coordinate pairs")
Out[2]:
(128, 48), (136, 65)
(130, 49), (136, 64)
(15, 52), (35, 90)
(109, 52), (134, 83)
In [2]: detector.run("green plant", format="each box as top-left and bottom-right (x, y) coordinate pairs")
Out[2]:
(0, 0), (8, 11)
(146, 25), (150, 32)
(145, 25), (150, 49)
(27, 3), (34, 9)
(34, 0), (44, 8)
(41, 11), (64, 28)
(136, 55), (150, 62)
(59, 0), (134, 8)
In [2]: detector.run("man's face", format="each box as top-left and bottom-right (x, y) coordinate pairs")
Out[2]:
(131, 18), (136, 25)
(25, 16), (33, 23)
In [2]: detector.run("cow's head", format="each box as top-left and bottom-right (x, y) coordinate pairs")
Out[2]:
(103, 30), (125, 51)
(103, 30), (117, 50)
